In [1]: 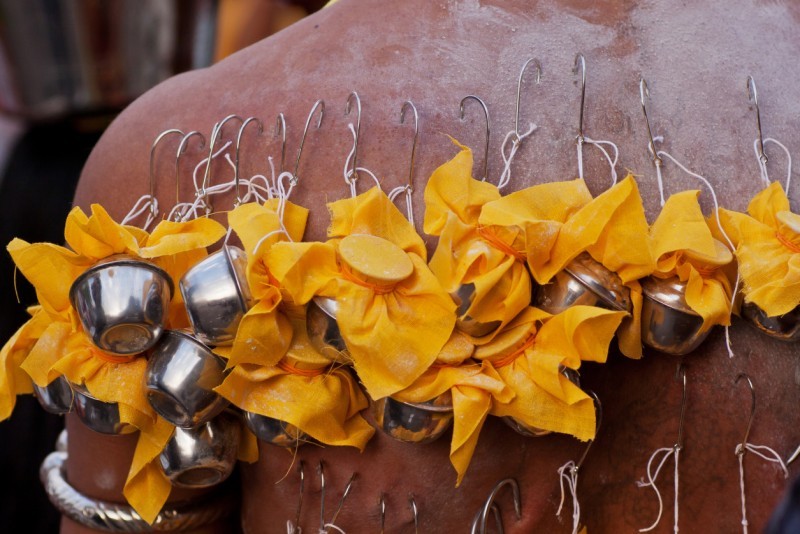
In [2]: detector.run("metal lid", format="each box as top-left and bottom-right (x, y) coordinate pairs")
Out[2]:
(641, 276), (698, 315)
(563, 252), (631, 312)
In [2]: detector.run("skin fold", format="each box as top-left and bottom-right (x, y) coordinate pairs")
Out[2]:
(68, 0), (800, 531)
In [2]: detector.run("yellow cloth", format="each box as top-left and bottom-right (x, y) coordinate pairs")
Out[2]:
(0, 306), (47, 420)
(423, 141), (535, 344)
(217, 200), (308, 367)
(717, 181), (800, 316)
(268, 187), (456, 399)
(650, 191), (733, 331)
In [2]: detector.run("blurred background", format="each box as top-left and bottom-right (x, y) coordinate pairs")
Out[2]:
(0, 1), (323, 530)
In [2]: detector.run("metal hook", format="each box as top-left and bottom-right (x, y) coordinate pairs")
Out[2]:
(514, 58), (542, 142)
(329, 473), (357, 526)
(408, 494), (418, 534)
(575, 391), (603, 471)
(174, 131), (206, 220)
(200, 114), (244, 213)
(379, 493), (386, 534)
(573, 53), (586, 143)
(471, 503), (504, 534)
(293, 100), (325, 186)
(675, 364), (688, 451)
(479, 478), (522, 533)
(460, 95), (490, 181)
(746, 75), (768, 167)
(344, 91), (362, 184)
(294, 461), (305, 531)
(400, 100), (419, 192)
(275, 113), (287, 174)
(639, 78), (663, 169)
(317, 461), (326, 532)
(234, 117), (264, 206)
(735, 373), (756, 457)
(150, 129), (185, 219)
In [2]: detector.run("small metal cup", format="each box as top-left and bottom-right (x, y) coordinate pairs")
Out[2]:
(159, 412), (240, 488)
(306, 297), (348, 357)
(741, 301), (800, 341)
(641, 276), (709, 355)
(453, 283), (502, 338)
(243, 411), (307, 447)
(33, 376), (74, 415)
(72, 384), (135, 435)
(371, 392), (454, 444)
(533, 252), (631, 315)
(145, 330), (229, 428)
(180, 245), (253, 346)
(503, 367), (580, 437)
(69, 255), (173, 355)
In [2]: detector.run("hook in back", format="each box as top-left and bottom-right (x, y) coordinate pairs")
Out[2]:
(234, 117), (264, 206)
(344, 91), (362, 186)
(573, 53), (586, 144)
(460, 95), (490, 181)
(513, 58), (542, 144)
(400, 100), (419, 193)
(293, 100), (325, 186)
(746, 76), (768, 167)
(150, 129), (185, 220)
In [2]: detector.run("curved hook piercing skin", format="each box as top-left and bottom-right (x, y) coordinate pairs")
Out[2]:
(293, 100), (325, 186)
(675, 364), (688, 451)
(514, 58), (542, 144)
(174, 131), (206, 218)
(329, 473), (357, 526)
(275, 113), (287, 174)
(575, 390), (603, 471)
(234, 117), (264, 206)
(400, 100), (419, 191)
(479, 478), (522, 533)
(408, 494), (419, 534)
(460, 95), (491, 182)
(200, 114), (244, 213)
(746, 75), (768, 167)
(344, 91), (363, 184)
(379, 492), (386, 534)
(150, 129), (185, 219)
(735, 373), (756, 457)
(295, 460), (305, 531)
(639, 78), (663, 168)
(318, 461), (326, 532)
(573, 52), (587, 143)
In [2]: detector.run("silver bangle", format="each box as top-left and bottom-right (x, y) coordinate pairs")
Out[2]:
(40, 448), (236, 532)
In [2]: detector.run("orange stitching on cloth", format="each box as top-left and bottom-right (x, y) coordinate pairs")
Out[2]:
(339, 263), (397, 295)
(277, 359), (326, 377)
(692, 264), (718, 278)
(492, 335), (536, 368)
(90, 347), (138, 364)
(476, 225), (526, 262)
(776, 231), (800, 254)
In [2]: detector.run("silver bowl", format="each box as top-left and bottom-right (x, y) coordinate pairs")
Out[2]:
(180, 245), (253, 346)
(243, 411), (307, 447)
(159, 411), (240, 488)
(145, 330), (229, 428)
(72, 384), (135, 435)
(33, 376), (74, 415)
(503, 367), (580, 437)
(533, 252), (631, 314)
(741, 301), (800, 341)
(69, 255), (173, 355)
(641, 276), (709, 355)
(371, 392), (454, 444)
(452, 283), (502, 337)
(306, 297), (348, 357)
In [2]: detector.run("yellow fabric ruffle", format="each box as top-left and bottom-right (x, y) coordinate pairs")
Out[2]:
(650, 191), (733, 331)
(0, 306), (47, 420)
(423, 141), (534, 344)
(717, 181), (800, 316)
(268, 187), (456, 399)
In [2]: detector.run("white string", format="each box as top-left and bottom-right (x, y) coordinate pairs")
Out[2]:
(343, 123), (359, 198)
(319, 524), (346, 534)
(121, 194), (158, 230)
(556, 460), (581, 534)
(577, 136), (620, 188)
(655, 149), (741, 358)
(497, 123), (537, 190)
(286, 520), (302, 534)
(388, 184), (415, 227)
(736, 442), (789, 534)
(637, 446), (680, 533)
(753, 138), (793, 196)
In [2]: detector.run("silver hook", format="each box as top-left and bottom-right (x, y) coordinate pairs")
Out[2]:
(675, 364), (687, 451)
(575, 391), (602, 471)
(408, 494), (418, 534)
(329, 473), (357, 526)
(735, 373), (756, 457)
(276, 113), (287, 174)
(400, 100), (419, 191)
(234, 117), (264, 206)
(317, 461), (326, 532)
(174, 131), (206, 220)
(344, 91), (362, 184)
(479, 478), (522, 533)
(639, 78), (663, 169)
(379, 493), (386, 534)
(513, 58), (542, 143)
(460, 95), (490, 181)
(470, 503), (504, 534)
(293, 100), (325, 186)
(150, 129), (185, 220)
(294, 461), (305, 531)
(746, 75), (768, 167)
(200, 114), (244, 213)
(573, 53), (586, 143)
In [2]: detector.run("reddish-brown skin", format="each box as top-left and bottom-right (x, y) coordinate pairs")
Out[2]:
(68, 0), (800, 532)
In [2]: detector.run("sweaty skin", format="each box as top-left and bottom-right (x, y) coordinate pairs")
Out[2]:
(71, 1), (800, 532)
